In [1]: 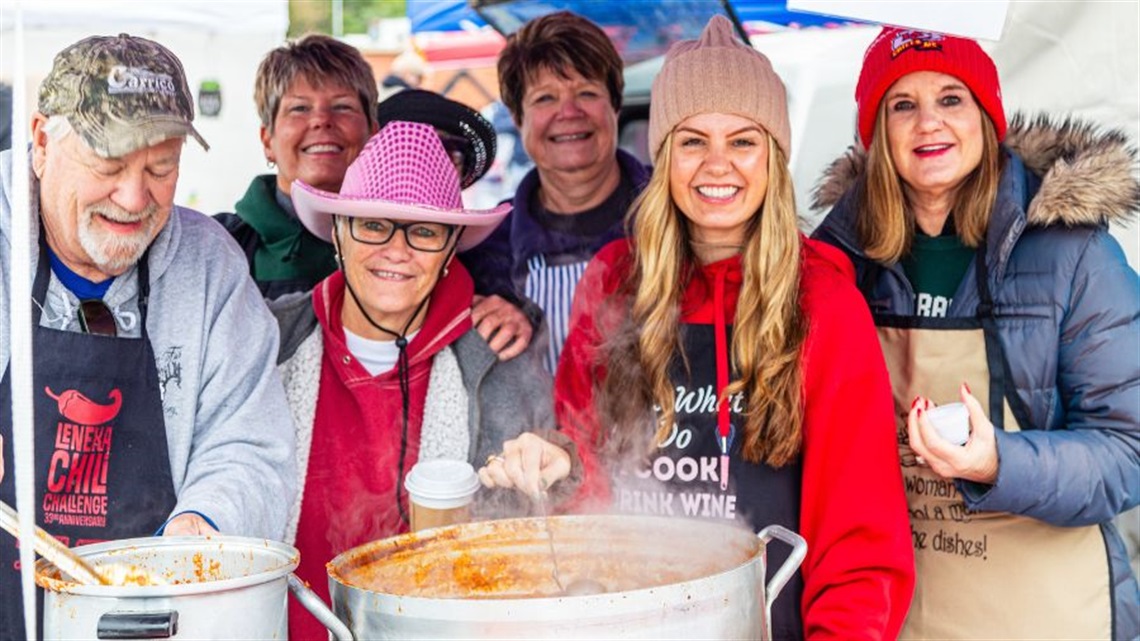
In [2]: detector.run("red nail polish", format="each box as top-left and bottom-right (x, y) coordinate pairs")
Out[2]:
(963, 382), (972, 394)
(911, 396), (921, 409)
(917, 407), (923, 417)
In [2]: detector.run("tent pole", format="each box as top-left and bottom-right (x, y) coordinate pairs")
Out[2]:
(9, 1), (40, 638)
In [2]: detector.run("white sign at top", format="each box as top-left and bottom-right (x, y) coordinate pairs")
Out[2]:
(787, 0), (1011, 41)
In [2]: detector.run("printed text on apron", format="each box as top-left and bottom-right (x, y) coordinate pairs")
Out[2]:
(0, 241), (177, 639)
(873, 246), (1111, 639)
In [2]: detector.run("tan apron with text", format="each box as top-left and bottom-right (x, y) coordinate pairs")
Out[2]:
(874, 250), (1112, 640)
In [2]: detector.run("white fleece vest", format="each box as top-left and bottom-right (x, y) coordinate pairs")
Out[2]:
(278, 330), (469, 544)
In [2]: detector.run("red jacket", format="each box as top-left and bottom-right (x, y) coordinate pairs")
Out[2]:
(289, 267), (472, 641)
(555, 237), (914, 640)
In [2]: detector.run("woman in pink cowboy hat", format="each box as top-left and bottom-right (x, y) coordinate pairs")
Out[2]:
(273, 120), (580, 640)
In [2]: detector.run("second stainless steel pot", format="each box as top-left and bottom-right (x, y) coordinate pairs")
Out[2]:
(35, 535), (351, 640)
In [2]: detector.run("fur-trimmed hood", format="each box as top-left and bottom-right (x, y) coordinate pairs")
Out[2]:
(811, 113), (1140, 227)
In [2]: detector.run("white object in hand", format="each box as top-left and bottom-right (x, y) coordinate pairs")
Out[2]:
(925, 402), (970, 445)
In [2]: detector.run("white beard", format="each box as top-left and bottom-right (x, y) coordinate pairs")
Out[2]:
(77, 202), (161, 273)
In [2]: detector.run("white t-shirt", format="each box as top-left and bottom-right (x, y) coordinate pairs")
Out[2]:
(343, 327), (420, 376)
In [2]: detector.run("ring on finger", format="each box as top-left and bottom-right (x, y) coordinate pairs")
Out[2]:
(486, 453), (505, 466)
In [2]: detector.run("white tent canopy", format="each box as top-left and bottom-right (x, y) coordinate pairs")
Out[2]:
(0, 1), (287, 34)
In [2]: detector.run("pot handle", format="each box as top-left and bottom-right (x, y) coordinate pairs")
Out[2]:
(97, 610), (178, 639)
(287, 572), (355, 641)
(757, 525), (808, 637)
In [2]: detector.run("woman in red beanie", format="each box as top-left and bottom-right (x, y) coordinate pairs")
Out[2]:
(481, 15), (915, 639)
(813, 27), (1139, 640)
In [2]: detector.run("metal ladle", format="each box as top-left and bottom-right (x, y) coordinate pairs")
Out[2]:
(534, 490), (566, 592)
(534, 492), (606, 597)
(0, 499), (108, 585)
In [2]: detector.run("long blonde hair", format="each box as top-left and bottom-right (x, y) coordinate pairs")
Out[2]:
(859, 99), (1003, 262)
(601, 132), (806, 467)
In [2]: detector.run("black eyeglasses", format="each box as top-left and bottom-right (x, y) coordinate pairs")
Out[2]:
(348, 218), (456, 252)
(78, 300), (117, 337)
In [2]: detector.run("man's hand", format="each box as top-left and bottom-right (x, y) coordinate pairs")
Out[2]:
(471, 295), (533, 361)
(163, 512), (219, 536)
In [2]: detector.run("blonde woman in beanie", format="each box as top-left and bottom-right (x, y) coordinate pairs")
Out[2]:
(479, 15), (915, 639)
(812, 28), (1139, 639)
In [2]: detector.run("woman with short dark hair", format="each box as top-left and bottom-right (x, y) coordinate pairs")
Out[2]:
(460, 11), (651, 373)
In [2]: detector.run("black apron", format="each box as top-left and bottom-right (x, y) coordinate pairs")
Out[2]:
(610, 324), (803, 641)
(871, 247), (1111, 639)
(0, 243), (177, 639)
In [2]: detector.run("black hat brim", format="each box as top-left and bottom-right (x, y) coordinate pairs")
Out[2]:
(377, 89), (497, 189)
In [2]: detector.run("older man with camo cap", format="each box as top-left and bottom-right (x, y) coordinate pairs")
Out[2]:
(0, 34), (295, 637)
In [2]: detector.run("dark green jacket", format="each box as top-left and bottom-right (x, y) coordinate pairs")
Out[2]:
(215, 174), (336, 299)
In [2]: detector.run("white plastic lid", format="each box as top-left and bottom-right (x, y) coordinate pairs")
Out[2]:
(926, 402), (970, 446)
(403, 459), (481, 509)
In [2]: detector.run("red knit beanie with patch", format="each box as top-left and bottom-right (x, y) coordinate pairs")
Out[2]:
(855, 27), (1006, 149)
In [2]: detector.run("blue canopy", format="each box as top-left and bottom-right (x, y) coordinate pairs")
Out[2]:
(408, 0), (487, 33)
(409, 1), (846, 35)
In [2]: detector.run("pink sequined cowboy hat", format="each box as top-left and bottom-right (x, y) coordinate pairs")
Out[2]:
(292, 120), (511, 252)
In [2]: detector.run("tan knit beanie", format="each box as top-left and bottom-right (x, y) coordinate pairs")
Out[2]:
(648, 15), (790, 160)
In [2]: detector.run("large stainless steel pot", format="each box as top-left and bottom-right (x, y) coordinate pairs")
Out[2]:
(35, 535), (351, 640)
(326, 515), (807, 640)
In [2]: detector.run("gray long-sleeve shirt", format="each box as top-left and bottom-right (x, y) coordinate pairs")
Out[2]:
(0, 149), (296, 539)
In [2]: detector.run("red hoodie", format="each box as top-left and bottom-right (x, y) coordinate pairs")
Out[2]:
(289, 267), (472, 641)
(555, 237), (914, 640)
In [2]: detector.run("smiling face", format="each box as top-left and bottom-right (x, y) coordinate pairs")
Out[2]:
(884, 70), (985, 209)
(518, 66), (618, 177)
(335, 217), (456, 339)
(668, 112), (769, 250)
(261, 75), (374, 195)
(32, 115), (181, 281)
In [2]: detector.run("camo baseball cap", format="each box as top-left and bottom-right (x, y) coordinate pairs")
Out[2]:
(38, 34), (209, 158)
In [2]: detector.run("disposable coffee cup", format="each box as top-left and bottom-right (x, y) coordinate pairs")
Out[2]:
(926, 402), (970, 446)
(404, 459), (481, 532)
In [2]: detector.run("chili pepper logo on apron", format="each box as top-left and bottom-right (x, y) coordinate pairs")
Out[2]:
(40, 387), (119, 529)
(45, 387), (122, 425)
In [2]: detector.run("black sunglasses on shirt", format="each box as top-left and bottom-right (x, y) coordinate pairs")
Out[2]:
(78, 300), (117, 337)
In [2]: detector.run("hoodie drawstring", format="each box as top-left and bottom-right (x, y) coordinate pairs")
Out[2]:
(342, 272), (425, 526)
(335, 228), (463, 527)
(712, 264), (731, 491)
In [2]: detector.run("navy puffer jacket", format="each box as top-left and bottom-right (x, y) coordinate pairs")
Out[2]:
(812, 114), (1140, 640)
